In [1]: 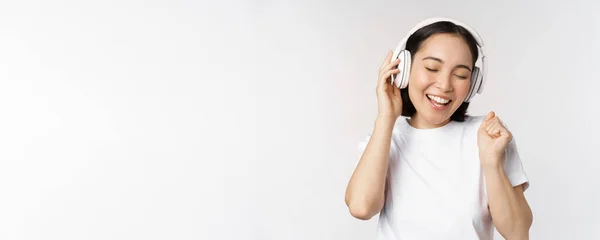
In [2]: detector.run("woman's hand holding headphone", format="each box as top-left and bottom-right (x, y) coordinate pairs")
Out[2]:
(376, 50), (403, 119)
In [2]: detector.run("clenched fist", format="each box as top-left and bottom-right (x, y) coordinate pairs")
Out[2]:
(477, 111), (512, 166)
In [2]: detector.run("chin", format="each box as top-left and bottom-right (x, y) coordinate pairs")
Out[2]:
(420, 97), (458, 124)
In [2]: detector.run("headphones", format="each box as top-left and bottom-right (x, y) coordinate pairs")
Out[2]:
(390, 17), (487, 103)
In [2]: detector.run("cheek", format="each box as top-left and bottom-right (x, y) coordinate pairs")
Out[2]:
(408, 70), (433, 91)
(455, 80), (472, 97)
(449, 80), (472, 102)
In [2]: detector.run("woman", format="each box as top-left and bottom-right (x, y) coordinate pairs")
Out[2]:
(345, 18), (533, 239)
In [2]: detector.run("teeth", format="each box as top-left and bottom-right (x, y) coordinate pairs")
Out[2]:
(427, 94), (450, 104)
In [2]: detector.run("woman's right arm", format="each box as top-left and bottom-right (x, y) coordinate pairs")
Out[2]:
(344, 115), (397, 220)
(345, 50), (403, 220)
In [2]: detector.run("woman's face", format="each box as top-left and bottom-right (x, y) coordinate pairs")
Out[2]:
(407, 33), (474, 128)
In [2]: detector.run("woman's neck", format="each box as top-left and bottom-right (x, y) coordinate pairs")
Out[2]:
(408, 113), (451, 129)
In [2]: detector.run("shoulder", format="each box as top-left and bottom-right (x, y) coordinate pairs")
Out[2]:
(358, 116), (408, 145)
(390, 115), (417, 141)
(464, 114), (486, 124)
(463, 113), (514, 131)
(392, 116), (410, 134)
(455, 114), (486, 131)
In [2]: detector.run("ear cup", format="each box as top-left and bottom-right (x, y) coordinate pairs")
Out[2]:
(391, 51), (402, 87)
(400, 51), (411, 89)
(465, 67), (481, 102)
(391, 50), (411, 89)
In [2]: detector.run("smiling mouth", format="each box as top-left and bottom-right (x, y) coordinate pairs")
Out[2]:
(426, 94), (451, 107)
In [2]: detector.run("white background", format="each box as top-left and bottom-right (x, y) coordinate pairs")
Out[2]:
(0, 0), (598, 239)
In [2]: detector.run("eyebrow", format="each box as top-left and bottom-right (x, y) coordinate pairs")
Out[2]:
(422, 56), (472, 72)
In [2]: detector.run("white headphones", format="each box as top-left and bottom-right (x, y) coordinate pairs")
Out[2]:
(390, 17), (487, 103)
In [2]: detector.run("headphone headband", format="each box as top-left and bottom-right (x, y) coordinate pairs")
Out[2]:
(394, 17), (484, 51)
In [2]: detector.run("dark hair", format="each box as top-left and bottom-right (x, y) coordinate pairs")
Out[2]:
(400, 21), (480, 122)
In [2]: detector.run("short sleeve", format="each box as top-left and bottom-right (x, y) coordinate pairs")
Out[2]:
(355, 131), (400, 168)
(503, 136), (530, 191)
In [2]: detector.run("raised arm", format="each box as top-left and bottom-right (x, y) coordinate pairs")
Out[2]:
(346, 50), (403, 220)
(477, 111), (533, 239)
(345, 115), (396, 220)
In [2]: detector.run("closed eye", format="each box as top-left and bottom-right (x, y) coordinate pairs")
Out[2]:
(426, 66), (468, 79)
(454, 74), (468, 80)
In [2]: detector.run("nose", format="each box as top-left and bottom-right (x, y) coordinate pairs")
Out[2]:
(434, 72), (453, 92)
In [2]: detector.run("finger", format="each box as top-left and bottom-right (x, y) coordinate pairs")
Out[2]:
(483, 111), (495, 123)
(383, 69), (401, 82)
(378, 68), (400, 89)
(485, 111), (496, 121)
(499, 127), (512, 139)
(495, 121), (509, 136)
(487, 122), (502, 138)
(393, 83), (401, 97)
(380, 50), (393, 71)
(495, 116), (504, 128)
(494, 126), (503, 138)
(479, 111), (495, 130)
(487, 128), (500, 138)
(486, 120), (499, 134)
(485, 117), (496, 132)
(486, 115), (502, 129)
(488, 116), (506, 133)
(381, 58), (401, 74)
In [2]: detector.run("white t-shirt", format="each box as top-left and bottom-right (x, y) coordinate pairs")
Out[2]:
(356, 115), (529, 240)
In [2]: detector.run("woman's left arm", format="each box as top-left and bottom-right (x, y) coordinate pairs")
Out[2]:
(481, 157), (533, 239)
(477, 111), (533, 239)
